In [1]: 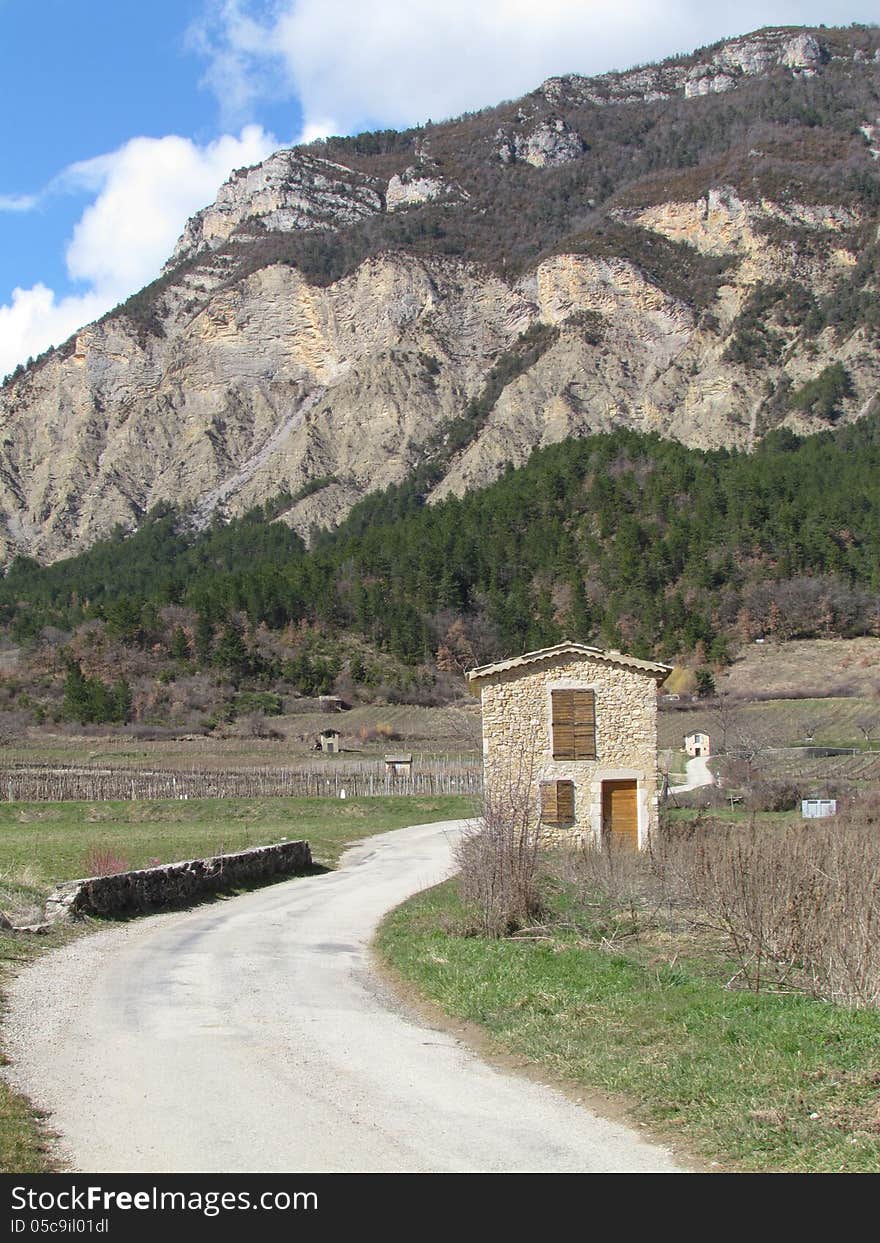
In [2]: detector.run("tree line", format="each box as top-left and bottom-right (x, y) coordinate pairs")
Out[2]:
(1, 414), (878, 685)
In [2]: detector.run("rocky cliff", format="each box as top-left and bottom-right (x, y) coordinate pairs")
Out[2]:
(1, 24), (878, 566)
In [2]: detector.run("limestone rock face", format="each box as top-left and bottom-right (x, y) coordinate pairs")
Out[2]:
(497, 119), (585, 167)
(169, 150), (385, 266)
(1, 176), (874, 566)
(779, 32), (824, 70)
(618, 189), (860, 283)
(542, 28), (827, 108)
(385, 167), (459, 210)
(683, 72), (736, 99)
(1, 25), (877, 567)
(861, 120), (880, 159)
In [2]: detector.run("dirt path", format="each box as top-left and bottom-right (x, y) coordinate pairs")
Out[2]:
(4, 820), (682, 1173)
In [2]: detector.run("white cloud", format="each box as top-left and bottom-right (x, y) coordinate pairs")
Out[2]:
(0, 193), (39, 213)
(189, 1), (289, 128)
(194, 0), (880, 136)
(0, 285), (108, 379)
(62, 127), (274, 294)
(0, 125), (276, 379)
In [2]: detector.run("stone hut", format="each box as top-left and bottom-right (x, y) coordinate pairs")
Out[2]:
(316, 727), (341, 754)
(684, 730), (711, 758)
(384, 753), (413, 776)
(467, 642), (670, 850)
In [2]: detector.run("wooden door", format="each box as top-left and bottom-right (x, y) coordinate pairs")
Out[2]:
(602, 780), (639, 850)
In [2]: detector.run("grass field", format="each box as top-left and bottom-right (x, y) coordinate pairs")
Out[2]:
(0, 701), (481, 770)
(718, 637), (880, 699)
(0, 794), (475, 913)
(378, 881), (880, 1173)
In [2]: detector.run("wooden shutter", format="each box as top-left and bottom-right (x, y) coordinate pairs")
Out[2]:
(540, 780), (575, 825)
(551, 689), (596, 759)
(540, 781), (558, 823)
(556, 780), (575, 821)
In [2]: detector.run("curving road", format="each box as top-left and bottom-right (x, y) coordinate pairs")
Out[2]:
(4, 820), (682, 1173)
(674, 755), (715, 793)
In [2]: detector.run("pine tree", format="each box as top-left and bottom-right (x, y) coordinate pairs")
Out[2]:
(113, 679), (133, 723)
(170, 626), (191, 660)
(62, 662), (92, 722)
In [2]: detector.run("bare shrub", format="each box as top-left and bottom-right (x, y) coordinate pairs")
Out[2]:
(655, 816), (880, 1007)
(81, 846), (130, 878)
(356, 721), (402, 744)
(239, 711), (284, 740)
(550, 809), (880, 1007)
(743, 780), (802, 812)
(456, 752), (542, 937)
(0, 864), (45, 925)
(554, 840), (661, 942)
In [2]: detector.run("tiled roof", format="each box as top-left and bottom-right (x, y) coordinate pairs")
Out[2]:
(466, 642), (671, 691)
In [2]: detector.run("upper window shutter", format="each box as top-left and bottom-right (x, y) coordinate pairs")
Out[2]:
(552, 689), (596, 759)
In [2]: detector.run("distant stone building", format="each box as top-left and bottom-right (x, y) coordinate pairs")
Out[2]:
(316, 728), (341, 754)
(318, 695), (347, 713)
(384, 753), (413, 776)
(684, 731), (711, 758)
(467, 642), (670, 850)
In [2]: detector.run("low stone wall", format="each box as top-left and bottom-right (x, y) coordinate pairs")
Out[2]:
(44, 839), (312, 922)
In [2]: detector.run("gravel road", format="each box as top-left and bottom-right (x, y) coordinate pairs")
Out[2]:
(4, 819), (683, 1173)
(675, 755), (714, 792)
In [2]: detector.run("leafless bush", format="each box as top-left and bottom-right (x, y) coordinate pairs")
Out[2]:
(743, 779), (802, 812)
(81, 846), (130, 878)
(553, 840), (663, 942)
(239, 711), (284, 740)
(121, 723), (209, 741)
(455, 753), (542, 937)
(746, 684), (859, 701)
(551, 810), (880, 1007)
(357, 722), (401, 744)
(654, 817), (880, 1007)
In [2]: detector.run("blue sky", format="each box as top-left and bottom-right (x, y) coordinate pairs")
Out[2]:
(1, 1), (876, 377)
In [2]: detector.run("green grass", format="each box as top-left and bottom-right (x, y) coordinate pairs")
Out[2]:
(378, 882), (880, 1172)
(664, 807), (800, 826)
(660, 748), (689, 779)
(0, 794), (475, 888)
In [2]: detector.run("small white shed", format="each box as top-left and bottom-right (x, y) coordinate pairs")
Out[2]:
(802, 798), (837, 819)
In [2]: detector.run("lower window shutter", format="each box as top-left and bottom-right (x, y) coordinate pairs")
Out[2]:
(540, 782), (559, 823)
(557, 780), (575, 821)
(541, 780), (574, 825)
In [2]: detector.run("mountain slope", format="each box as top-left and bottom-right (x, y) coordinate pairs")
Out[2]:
(3, 413), (879, 669)
(1, 23), (879, 566)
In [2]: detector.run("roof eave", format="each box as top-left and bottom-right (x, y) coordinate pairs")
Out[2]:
(466, 641), (671, 692)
